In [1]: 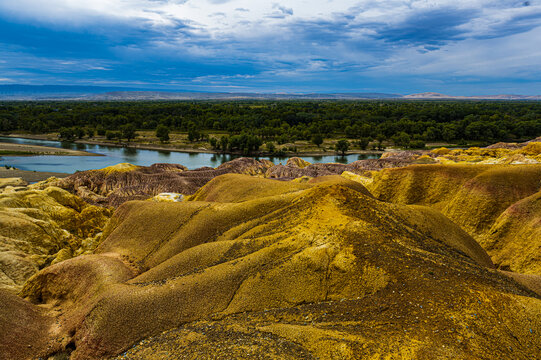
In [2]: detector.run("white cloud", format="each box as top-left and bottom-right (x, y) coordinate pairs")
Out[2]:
(0, 0), (540, 91)
(0, 0), (538, 39)
(369, 24), (541, 79)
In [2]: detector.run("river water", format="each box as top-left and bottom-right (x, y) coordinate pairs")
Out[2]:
(0, 136), (380, 173)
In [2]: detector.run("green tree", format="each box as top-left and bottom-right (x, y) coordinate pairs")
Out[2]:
(96, 125), (106, 136)
(392, 132), (411, 148)
(74, 127), (85, 139)
(376, 134), (386, 151)
(220, 136), (229, 152)
(156, 125), (170, 143)
(409, 140), (426, 149)
(106, 130), (121, 142)
(59, 127), (75, 141)
(209, 137), (218, 149)
(311, 134), (323, 148)
(335, 139), (350, 155)
(86, 127), (95, 138)
(121, 123), (137, 142)
(266, 141), (276, 153)
(188, 127), (201, 142)
(277, 134), (289, 145)
(357, 137), (370, 150)
(30, 121), (47, 134)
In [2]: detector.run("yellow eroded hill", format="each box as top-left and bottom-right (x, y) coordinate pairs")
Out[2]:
(188, 173), (311, 202)
(0, 289), (53, 359)
(369, 164), (541, 274)
(97, 163), (141, 174)
(484, 189), (541, 274)
(0, 187), (111, 293)
(16, 175), (540, 360)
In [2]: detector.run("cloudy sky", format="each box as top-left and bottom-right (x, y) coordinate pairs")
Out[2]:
(0, 0), (540, 94)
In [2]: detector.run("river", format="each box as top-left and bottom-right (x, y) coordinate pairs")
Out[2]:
(0, 136), (380, 173)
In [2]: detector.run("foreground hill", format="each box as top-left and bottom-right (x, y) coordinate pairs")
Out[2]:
(369, 164), (541, 275)
(3, 175), (538, 359)
(0, 186), (111, 293)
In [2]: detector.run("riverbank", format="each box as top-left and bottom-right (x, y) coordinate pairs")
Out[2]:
(0, 141), (98, 156)
(5, 133), (385, 157)
(0, 168), (69, 182)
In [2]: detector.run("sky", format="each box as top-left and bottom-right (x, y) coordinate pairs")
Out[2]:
(0, 0), (540, 95)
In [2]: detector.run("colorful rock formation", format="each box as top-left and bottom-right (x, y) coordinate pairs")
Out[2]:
(4, 175), (538, 359)
(2, 140), (541, 359)
(369, 164), (541, 275)
(0, 186), (111, 293)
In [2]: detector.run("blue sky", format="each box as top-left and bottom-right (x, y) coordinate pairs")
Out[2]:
(0, 0), (540, 94)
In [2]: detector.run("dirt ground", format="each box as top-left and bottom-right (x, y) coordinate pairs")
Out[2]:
(0, 168), (69, 182)
(0, 142), (95, 156)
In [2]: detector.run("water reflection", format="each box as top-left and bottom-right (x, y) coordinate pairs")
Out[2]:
(0, 136), (380, 173)
(157, 150), (171, 157)
(122, 147), (138, 156)
(334, 156), (347, 164)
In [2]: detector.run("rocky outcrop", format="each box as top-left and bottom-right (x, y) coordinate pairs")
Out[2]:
(0, 177), (27, 189)
(285, 157), (311, 168)
(44, 158), (274, 207)
(12, 174), (541, 359)
(35, 155), (463, 208)
(486, 137), (541, 149)
(0, 187), (111, 293)
(265, 158), (418, 180)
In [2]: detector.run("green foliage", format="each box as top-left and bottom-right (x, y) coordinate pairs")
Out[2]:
(105, 130), (121, 141)
(59, 127), (75, 141)
(187, 124), (201, 142)
(121, 123), (137, 142)
(0, 101), (539, 148)
(74, 127), (85, 139)
(311, 134), (323, 147)
(30, 121), (48, 134)
(265, 141), (276, 153)
(220, 136), (229, 152)
(335, 139), (350, 155)
(375, 134), (386, 151)
(96, 125), (106, 136)
(156, 125), (170, 143)
(358, 137), (371, 150)
(392, 131), (411, 148)
(227, 132), (262, 155)
(409, 140), (426, 149)
(86, 127), (95, 138)
(276, 134), (289, 145)
(209, 137), (218, 149)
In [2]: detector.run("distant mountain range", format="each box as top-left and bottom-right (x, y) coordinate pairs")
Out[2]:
(0, 85), (539, 100)
(83, 91), (404, 100)
(403, 92), (541, 100)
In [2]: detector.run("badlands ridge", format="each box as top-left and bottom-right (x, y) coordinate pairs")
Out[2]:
(1, 141), (541, 359)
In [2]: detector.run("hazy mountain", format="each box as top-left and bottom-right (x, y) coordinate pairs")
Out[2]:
(0, 85), (148, 99)
(84, 91), (403, 100)
(0, 85), (401, 100)
(404, 92), (541, 100)
(0, 85), (539, 100)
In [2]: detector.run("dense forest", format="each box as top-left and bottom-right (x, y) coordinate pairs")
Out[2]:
(1, 101), (540, 151)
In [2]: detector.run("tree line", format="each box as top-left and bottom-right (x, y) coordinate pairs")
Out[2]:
(1, 100), (540, 152)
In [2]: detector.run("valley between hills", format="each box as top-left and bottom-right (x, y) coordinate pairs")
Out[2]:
(1, 141), (541, 359)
